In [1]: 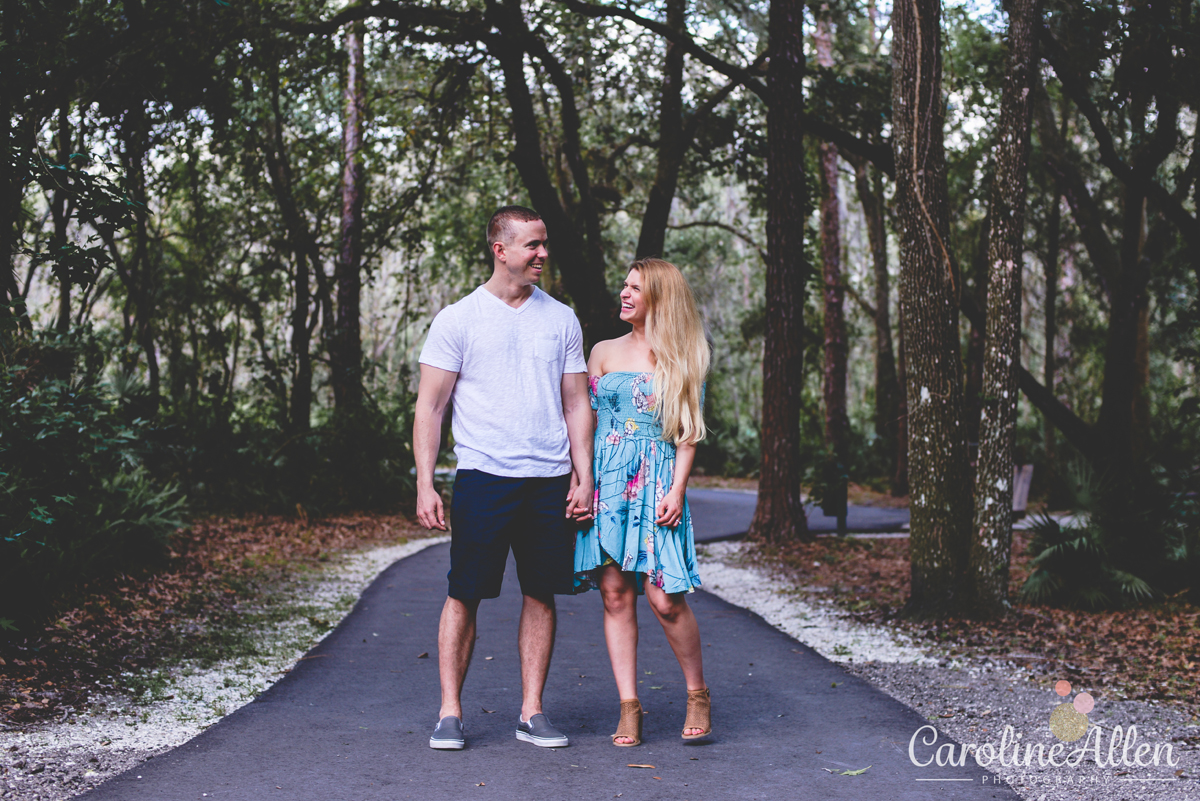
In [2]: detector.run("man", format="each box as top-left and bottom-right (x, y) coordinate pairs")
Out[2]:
(413, 205), (594, 751)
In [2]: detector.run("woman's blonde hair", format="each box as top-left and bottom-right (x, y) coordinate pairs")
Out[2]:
(633, 258), (710, 445)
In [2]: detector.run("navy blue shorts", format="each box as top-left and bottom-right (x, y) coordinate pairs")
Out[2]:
(447, 469), (575, 600)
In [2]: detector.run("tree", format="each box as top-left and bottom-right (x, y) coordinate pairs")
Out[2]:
(332, 20), (368, 415)
(968, 0), (1040, 616)
(815, 5), (848, 530)
(747, 0), (810, 543)
(892, 0), (972, 614)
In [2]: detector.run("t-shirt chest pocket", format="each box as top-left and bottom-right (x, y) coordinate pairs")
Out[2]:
(533, 335), (560, 364)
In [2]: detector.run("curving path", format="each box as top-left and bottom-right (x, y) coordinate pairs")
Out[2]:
(688, 488), (910, 541)
(81, 515), (1010, 801)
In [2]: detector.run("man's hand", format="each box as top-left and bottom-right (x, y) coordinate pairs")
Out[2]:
(417, 485), (447, 531)
(655, 491), (685, 528)
(565, 474), (595, 523)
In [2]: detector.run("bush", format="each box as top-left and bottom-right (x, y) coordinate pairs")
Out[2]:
(1, 352), (186, 627)
(1020, 459), (1199, 609)
(142, 370), (419, 516)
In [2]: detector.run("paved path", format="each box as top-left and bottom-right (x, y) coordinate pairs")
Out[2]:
(689, 489), (910, 541)
(83, 541), (1014, 801)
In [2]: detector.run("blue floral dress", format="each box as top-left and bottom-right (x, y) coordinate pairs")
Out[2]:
(574, 372), (702, 595)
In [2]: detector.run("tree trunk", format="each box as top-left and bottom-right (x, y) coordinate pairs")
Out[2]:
(964, 209), (990, 449)
(1097, 117), (1152, 489)
(261, 65), (317, 433)
(891, 0), (971, 615)
(748, 0), (809, 543)
(120, 111), (160, 401)
(968, 0), (1039, 617)
(488, 0), (618, 342)
(815, 7), (848, 529)
(894, 314), (909, 496)
(852, 157), (899, 480)
(333, 21), (366, 414)
(52, 105), (72, 333)
(1043, 189), (1060, 466)
(0, 0), (22, 323)
(635, 0), (685, 260)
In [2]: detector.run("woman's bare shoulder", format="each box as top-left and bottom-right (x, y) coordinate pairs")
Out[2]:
(587, 336), (627, 373)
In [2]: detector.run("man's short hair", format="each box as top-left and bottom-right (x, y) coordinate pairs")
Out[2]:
(487, 205), (542, 250)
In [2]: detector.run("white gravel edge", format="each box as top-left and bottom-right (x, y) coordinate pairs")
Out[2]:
(0, 536), (448, 800)
(4, 535), (1197, 801)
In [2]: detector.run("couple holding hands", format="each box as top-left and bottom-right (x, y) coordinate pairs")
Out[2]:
(413, 206), (710, 751)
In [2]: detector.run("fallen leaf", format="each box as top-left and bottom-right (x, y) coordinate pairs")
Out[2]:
(481, 707), (495, 714)
(476, 782), (485, 787)
(627, 764), (655, 769)
(417, 652), (429, 659)
(652, 776), (661, 780)
(842, 766), (871, 776)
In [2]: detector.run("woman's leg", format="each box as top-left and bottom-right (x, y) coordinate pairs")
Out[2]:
(645, 582), (707, 734)
(598, 564), (640, 704)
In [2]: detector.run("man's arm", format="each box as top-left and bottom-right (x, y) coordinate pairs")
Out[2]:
(561, 371), (594, 521)
(414, 364), (458, 530)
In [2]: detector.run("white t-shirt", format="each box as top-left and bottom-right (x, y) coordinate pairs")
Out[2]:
(419, 286), (587, 477)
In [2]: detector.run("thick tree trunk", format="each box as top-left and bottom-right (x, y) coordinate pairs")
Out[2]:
(852, 158), (899, 480)
(964, 210), (990, 449)
(748, 0), (809, 543)
(333, 21), (366, 414)
(1097, 178), (1150, 486)
(891, 0), (971, 614)
(635, 0), (685, 260)
(968, 0), (1039, 617)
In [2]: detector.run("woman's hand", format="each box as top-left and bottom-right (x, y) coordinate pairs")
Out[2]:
(655, 491), (685, 528)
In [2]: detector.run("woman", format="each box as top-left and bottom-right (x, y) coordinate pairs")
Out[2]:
(575, 258), (710, 747)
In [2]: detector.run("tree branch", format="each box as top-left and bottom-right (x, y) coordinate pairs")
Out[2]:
(1041, 26), (1199, 260)
(282, 0), (481, 38)
(558, 0), (894, 174)
(842, 282), (877, 320)
(667, 220), (765, 261)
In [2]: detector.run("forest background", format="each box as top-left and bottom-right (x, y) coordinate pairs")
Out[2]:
(2, 0), (1198, 632)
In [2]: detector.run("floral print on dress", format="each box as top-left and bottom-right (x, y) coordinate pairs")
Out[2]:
(631, 373), (657, 414)
(573, 372), (704, 596)
(622, 453), (648, 501)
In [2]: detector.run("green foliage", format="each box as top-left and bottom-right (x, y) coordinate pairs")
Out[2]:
(1020, 460), (1199, 609)
(145, 369), (418, 515)
(0, 339), (187, 626)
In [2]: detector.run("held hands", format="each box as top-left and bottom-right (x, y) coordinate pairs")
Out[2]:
(565, 470), (595, 523)
(416, 485), (447, 531)
(655, 491), (685, 528)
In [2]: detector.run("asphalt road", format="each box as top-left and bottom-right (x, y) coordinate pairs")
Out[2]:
(688, 488), (910, 541)
(83, 540), (1014, 801)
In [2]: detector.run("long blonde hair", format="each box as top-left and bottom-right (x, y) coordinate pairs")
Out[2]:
(634, 258), (710, 445)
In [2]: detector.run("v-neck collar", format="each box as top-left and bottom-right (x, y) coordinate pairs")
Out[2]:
(480, 284), (539, 314)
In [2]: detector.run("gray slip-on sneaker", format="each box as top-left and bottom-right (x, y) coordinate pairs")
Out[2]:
(515, 713), (570, 748)
(429, 716), (465, 750)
